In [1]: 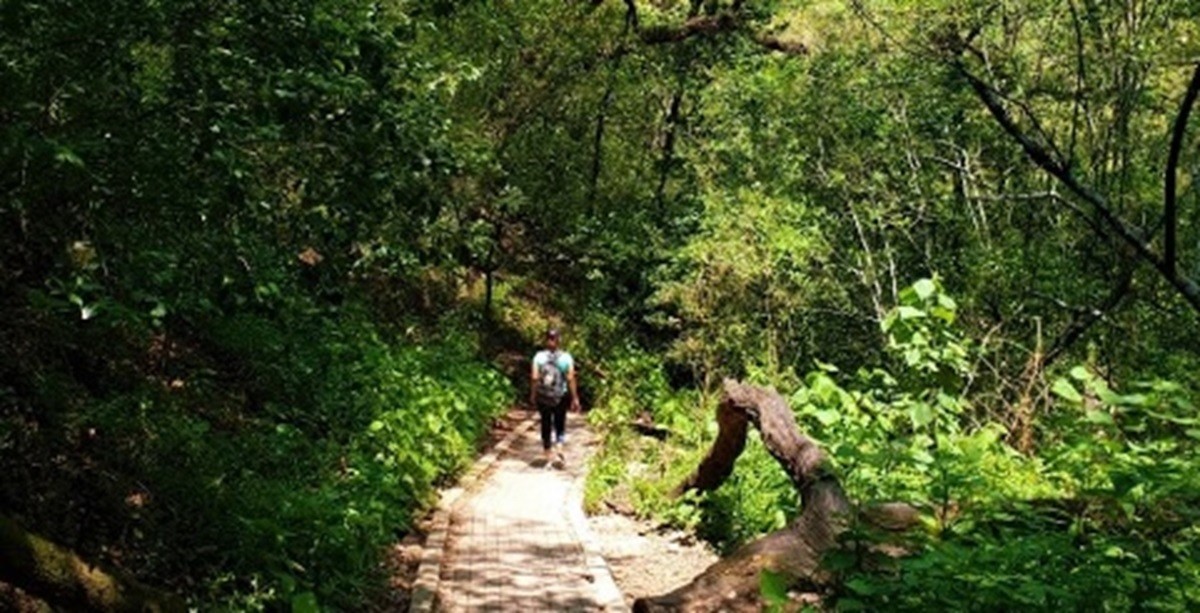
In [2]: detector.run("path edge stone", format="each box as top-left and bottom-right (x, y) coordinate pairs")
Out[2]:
(407, 412), (536, 613)
(566, 470), (630, 612)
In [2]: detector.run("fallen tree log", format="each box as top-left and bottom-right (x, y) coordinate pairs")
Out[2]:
(0, 515), (185, 613)
(634, 380), (916, 612)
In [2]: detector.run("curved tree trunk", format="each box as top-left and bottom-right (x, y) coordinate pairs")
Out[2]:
(0, 515), (185, 613)
(635, 380), (914, 612)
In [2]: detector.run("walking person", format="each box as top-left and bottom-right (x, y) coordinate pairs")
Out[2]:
(530, 328), (580, 468)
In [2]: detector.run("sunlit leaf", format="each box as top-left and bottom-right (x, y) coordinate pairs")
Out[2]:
(1052, 378), (1083, 403)
(913, 278), (936, 300)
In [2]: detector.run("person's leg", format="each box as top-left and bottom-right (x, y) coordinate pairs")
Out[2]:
(556, 396), (569, 445)
(538, 403), (553, 453)
(553, 397), (568, 449)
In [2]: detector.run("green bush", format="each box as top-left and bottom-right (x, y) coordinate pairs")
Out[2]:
(588, 280), (1200, 610)
(0, 296), (512, 609)
(178, 312), (514, 609)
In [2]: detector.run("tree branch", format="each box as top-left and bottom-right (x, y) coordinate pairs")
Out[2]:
(622, 0), (638, 29)
(640, 14), (808, 55)
(753, 32), (809, 56)
(640, 12), (739, 44)
(957, 62), (1200, 313)
(643, 381), (859, 612)
(588, 20), (633, 207)
(1164, 62), (1200, 277)
(1043, 266), (1134, 366)
(653, 84), (684, 210)
(616, 1), (807, 55)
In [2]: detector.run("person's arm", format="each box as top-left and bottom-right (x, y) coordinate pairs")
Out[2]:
(529, 359), (539, 408)
(567, 365), (581, 411)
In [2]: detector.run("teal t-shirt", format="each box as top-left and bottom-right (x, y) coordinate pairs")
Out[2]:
(533, 350), (574, 397)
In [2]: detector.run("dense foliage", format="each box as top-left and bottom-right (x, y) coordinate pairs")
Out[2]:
(588, 279), (1200, 609)
(3, 0), (1199, 609)
(0, 0), (511, 608)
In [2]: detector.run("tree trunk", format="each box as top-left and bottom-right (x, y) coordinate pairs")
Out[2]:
(484, 267), (495, 321)
(0, 515), (185, 613)
(653, 86), (684, 211)
(636, 380), (913, 612)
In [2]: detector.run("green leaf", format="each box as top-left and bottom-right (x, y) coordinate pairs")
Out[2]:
(936, 292), (957, 311)
(845, 577), (878, 595)
(54, 146), (85, 168)
(814, 409), (839, 426)
(291, 591), (320, 613)
(1051, 378), (1082, 403)
(814, 360), (839, 373)
(1109, 393), (1148, 407)
(909, 402), (934, 428)
(1084, 410), (1114, 425)
(881, 311), (898, 332)
(913, 278), (936, 300)
(931, 306), (956, 324)
(911, 448), (935, 464)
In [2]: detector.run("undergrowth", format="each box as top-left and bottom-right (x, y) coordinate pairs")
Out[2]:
(1, 298), (512, 609)
(584, 280), (1200, 610)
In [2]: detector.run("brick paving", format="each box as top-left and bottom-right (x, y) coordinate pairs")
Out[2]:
(434, 413), (626, 612)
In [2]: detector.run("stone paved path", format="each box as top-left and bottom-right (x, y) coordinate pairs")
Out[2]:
(433, 413), (626, 612)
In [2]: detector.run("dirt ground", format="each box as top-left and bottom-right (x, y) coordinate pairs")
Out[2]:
(587, 512), (719, 607)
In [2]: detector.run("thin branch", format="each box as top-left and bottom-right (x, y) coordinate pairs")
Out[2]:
(848, 202), (886, 321)
(1164, 62), (1200, 277)
(588, 20), (633, 207)
(959, 188), (1110, 239)
(848, 0), (925, 57)
(1043, 266), (1134, 366)
(1066, 0), (1088, 166)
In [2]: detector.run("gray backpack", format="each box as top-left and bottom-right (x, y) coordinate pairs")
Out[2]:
(536, 351), (567, 404)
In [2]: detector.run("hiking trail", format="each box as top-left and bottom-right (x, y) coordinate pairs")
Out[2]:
(409, 411), (627, 612)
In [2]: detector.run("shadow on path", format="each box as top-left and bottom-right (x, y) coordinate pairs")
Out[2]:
(436, 413), (621, 612)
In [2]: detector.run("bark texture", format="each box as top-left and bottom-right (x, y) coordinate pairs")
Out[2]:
(635, 380), (855, 612)
(0, 515), (185, 613)
(636, 381), (922, 611)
